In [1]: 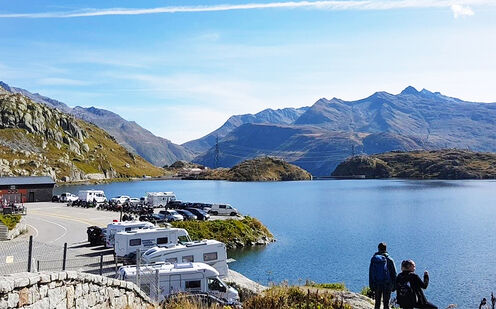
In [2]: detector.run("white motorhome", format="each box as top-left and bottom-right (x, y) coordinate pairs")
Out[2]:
(116, 262), (239, 304)
(78, 190), (107, 203)
(142, 240), (228, 278)
(146, 192), (176, 208)
(105, 221), (155, 248)
(114, 228), (191, 262)
(209, 204), (239, 216)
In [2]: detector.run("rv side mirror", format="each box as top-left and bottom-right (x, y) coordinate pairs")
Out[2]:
(221, 286), (227, 292)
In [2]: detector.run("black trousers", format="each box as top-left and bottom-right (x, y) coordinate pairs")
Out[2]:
(374, 286), (392, 309)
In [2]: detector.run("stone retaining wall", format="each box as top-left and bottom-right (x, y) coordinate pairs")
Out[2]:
(0, 271), (154, 309)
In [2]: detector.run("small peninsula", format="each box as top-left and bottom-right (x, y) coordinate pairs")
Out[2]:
(332, 149), (496, 179)
(168, 157), (312, 181)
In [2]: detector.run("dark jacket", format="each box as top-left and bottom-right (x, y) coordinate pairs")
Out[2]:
(369, 251), (397, 290)
(396, 271), (429, 306)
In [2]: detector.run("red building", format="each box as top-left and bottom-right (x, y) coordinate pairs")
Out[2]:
(0, 176), (55, 204)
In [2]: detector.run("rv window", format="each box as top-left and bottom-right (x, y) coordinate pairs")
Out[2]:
(125, 228), (131, 232)
(157, 237), (168, 245)
(227, 205), (232, 209)
(203, 252), (218, 261)
(178, 236), (189, 243)
(182, 255), (194, 263)
(208, 278), (225, 292)
(220, 205), (226, 209)
(129, 239), (141, 246)
(185, 280), (201, 290)
(165, 257), (177, 264)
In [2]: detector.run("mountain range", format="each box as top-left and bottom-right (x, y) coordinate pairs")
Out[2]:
(192, 86), (496, 175)
(0, 81), (193, 167)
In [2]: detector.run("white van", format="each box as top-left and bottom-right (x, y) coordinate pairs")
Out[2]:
(114, 228), (191, 262)
(105, 221), (155, 248)
(209, 204), (239, 216)
(60, 192), (79, 202)
(116, 262), (239, 304)
(142, 240), (228, 278)
(146, 192), (176, 208)
(78, 190), (107, 203)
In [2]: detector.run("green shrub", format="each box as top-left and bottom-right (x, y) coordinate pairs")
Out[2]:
(360, 286), (374, 299)
(305, 281), (347, 291)
(0, 214), (22, 230)
(171, 216), (273, 249)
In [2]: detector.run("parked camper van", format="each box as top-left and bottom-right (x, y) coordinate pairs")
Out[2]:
(146, 192), (176, 208)
(116, 262), (239, 304)
(209, 204), (239, 216)
(60, 192), (79, 202)
(114, 228), (191, 262)
(142, 240), (228, 278)
(78, 190), (107, 203)
(105, 221), (155, 248)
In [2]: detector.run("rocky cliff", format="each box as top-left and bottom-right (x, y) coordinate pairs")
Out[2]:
(0, 86), (163, 182)
(0, 81), (193, 166)
(332, 149), (496, 179)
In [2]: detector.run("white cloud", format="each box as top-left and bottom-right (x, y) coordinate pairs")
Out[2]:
(0, 0), (493, 18)
(451, 4), (475, 18)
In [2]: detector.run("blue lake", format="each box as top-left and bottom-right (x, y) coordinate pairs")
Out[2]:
(55, 179), (496, 308)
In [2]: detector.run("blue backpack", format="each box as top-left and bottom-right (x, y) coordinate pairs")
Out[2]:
(371, 254), (390, 284)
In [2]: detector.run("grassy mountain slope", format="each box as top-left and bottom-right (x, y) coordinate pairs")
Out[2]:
(331, 149), (496, 179)
(0, 81), (193, 166)
(0, 86), (163, 182)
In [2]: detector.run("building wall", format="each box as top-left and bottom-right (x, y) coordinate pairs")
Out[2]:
(0, 185), (54, 203)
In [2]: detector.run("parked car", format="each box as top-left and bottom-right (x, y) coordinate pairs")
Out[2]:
(110, 195), (131, 204)
(139, 213), (167, 224)
(60, 192), (79, 203)
(158, 210), (184, 222)
(209, 204), (239, 216)
(175, 209), (197, 220)
(127, 198), (141, 206)
(185, 208), (210, 221)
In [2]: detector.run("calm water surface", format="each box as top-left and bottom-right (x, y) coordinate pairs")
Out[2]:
(56, 179), (496, 308)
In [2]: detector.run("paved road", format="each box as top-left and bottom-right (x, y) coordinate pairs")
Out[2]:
(24, 202), (120, 248)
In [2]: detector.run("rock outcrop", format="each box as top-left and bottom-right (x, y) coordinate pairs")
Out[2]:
(332, 149), (496, 179)
(0, 87), (163, 182)
(195, 157), (312, 181)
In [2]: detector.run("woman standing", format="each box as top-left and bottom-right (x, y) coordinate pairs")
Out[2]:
(395, 260), (437, 309)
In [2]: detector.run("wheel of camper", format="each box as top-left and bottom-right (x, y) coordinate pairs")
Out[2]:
(212, 211), (218, 215)
(230, 212), (236, 216)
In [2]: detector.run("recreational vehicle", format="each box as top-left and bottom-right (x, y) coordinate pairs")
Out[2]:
(105, 221), (155, 248)
(77, 190), (107, 203)
(141, 240), (228, 278)
(146, 192), (176, 208)
(116, 262), (239, 304)
(114, 227), (191, 262)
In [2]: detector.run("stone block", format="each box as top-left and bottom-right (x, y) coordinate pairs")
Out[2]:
(66, 285), (75, 308)
(18, 287), (29, 307)
(66, 271), (77, 280)
(39, 285), (48, 298)
(7, 292), (19, 308)
(58, 272), (67, 281)
(30, 297), (49, 309)
(28, 274), (41, 286)
(14, 276), (30, 289)
(0, 278), (14, 293)
(75, 283), (83, 298)
(39, 273), (51, 284)
(50, 273), (59, 281)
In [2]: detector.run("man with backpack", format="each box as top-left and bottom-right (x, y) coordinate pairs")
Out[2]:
(395, 260), (437, 309)
(369, 242), (397, 309)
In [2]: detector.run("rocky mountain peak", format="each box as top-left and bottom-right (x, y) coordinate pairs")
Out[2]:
(400, 85), (419, 95)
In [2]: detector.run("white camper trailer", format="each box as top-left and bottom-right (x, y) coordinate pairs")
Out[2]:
(105, 221), (155, 248)
(116, 262), (239, 304)
(146, 192), (176, 208)
(142, 240), (228, 278)
(114, 228), (191, 262)
(77, 190), (107, 203)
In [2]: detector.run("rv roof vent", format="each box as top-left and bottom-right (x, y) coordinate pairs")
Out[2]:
(174, 262), (194, 269)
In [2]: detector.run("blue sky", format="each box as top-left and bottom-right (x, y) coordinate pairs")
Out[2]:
(1, 0), (495, 143)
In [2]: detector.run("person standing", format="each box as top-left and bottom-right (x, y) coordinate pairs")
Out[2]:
(369, 242), (397, 309)
(396, 259), (437, 309)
